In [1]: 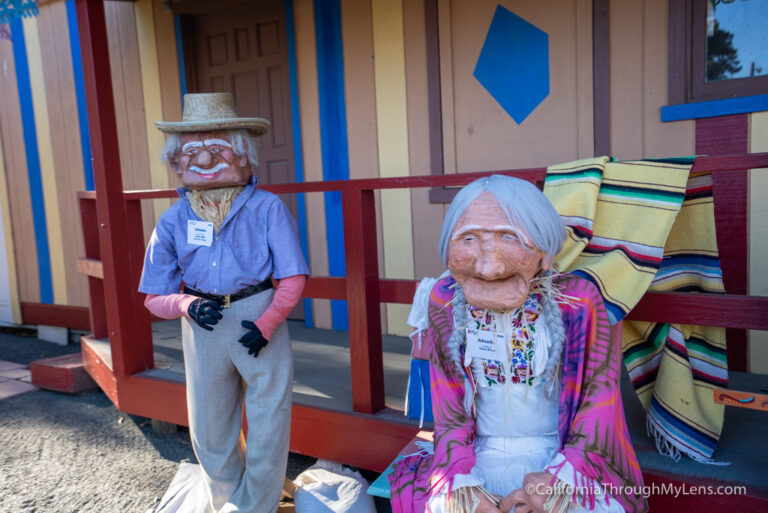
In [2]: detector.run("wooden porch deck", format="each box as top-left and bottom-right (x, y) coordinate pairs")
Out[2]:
(83, 319), (768, 501)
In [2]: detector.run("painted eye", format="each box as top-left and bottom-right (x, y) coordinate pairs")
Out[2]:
(210, 147), (220, 153)
(502, 233), (517, 241)
(186, 149), (198, 156)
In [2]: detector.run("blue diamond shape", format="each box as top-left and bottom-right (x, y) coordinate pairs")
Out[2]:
(473, 6), (550, 124)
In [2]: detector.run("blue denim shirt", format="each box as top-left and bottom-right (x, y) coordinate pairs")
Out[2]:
(139, 177), (309, 296)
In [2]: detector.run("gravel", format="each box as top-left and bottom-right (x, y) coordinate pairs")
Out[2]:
(0, 329), (391, 513)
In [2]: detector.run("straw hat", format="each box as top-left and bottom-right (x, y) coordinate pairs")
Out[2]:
(155, 92), (270, 136)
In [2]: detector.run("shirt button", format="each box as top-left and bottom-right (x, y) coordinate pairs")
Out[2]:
(213, 288), (217, 293)
(212, 261), (217, 266)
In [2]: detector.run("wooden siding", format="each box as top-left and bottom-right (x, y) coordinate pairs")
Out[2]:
(0, 0), (765, 375)
(0, 0), (181, 316)
(609, 0), (694, 159)
(36, 4), (88, 308)
(439, 0), (594, 172)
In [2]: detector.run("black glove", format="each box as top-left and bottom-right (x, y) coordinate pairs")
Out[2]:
(187, 298), (223, 331)
(239, 320), (269, 358)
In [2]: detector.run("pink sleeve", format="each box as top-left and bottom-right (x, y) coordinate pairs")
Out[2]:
(254, 275), (307, 340)
(144, 293), (198, 320)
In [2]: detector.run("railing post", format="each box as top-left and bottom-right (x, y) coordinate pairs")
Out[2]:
(342, 188), (385, 414)
(711, 167), (748, 372)
(125, 199), (154, 362)
(79, 197), (106, 339)
(75, 0), (153, 378)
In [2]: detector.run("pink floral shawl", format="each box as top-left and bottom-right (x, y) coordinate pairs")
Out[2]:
(389, 274), (646, 512)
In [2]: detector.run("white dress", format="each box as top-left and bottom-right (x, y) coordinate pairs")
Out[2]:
(426, 305), (624, 513)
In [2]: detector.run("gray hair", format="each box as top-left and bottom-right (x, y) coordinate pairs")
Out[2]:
(438, 175), (566, 266)
(160, 129), (259, 169)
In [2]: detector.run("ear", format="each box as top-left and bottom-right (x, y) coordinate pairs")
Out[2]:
(239, 155), (249, 168)
(169, 159), (183, 176)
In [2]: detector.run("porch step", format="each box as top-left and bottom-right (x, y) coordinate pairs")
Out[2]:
(29, 352), (98, 393)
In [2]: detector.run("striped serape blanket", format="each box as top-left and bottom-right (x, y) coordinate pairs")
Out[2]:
(543, 157), (727, 463)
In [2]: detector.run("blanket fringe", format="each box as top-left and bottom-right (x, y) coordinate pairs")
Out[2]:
(646, 416), (730, 466)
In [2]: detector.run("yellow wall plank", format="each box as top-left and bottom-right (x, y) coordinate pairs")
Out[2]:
(576, 0), (594, 158)
(37, 2), (89, 307)
(0, 41), (39, 304)
(151, 0), (184, 192)
(152, 0), (182, 129)
(373, 0), (414, 335)
(438, 0), (456, 174)
(105, 2), (156, 240)
(749, 111), (768, 374)
(404, 0), (446, 280)
(23, 17), (68, 305)
(294, 0), (332, 328)
(641, 0), (694, 158)
(609, 0), (643, 159)
(0, 115), (21, 324)
(341, 0), (389, 329)
(135, 0), (172, 218)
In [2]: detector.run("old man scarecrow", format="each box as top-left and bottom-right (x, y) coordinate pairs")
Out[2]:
(389, 176), (646, 513)
(139, 92), (308, 513)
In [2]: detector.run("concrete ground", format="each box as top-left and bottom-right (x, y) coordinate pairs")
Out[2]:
(0, 328), (393, 513)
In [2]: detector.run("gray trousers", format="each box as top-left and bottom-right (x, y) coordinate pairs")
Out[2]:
(181, 290), (292, 513)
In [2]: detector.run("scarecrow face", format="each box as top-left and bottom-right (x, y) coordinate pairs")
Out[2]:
(448, 192), (546, 311)
(172, 130), (251, 189)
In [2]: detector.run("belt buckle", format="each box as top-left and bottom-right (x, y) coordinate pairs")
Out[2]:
(223, 294), (231, 309)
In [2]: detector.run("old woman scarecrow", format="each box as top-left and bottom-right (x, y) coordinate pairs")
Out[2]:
(390, 175), (646, 513)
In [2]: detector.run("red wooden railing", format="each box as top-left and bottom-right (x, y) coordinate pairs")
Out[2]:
(78, 154), (768, 435)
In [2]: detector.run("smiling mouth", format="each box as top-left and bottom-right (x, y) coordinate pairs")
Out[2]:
(190, 163), (229, 178)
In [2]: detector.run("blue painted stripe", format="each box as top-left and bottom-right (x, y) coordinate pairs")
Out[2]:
(10, 19), (53, 304)
(173, 14), (187, 102)
(314, 0), (350, 330)
(285, 0), (313, 328)
(661, 94), (768, 122)
(65, 0), (94, 191)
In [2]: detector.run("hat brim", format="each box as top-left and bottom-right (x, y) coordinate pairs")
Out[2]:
(154, 118), (270, 136)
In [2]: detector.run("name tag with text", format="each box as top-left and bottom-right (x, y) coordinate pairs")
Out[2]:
(465, 328), (507, 363)
(187, 220), (214, 247)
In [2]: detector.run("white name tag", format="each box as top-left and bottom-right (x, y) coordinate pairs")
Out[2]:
(187, 220), (214, 247)
(465, 328), (507, 364)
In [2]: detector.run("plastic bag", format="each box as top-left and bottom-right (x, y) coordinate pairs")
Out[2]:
(293, 460), (377, 513)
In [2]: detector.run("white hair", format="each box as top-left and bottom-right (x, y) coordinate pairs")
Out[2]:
(161, 129), (259, 169)
(438, 175), (566, 266)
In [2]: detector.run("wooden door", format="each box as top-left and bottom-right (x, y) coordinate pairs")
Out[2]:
(186, 0), (304, 318)
(189, 1), (294, 189)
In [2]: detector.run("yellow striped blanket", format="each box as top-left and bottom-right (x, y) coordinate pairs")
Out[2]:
(544, 157), (727, 463)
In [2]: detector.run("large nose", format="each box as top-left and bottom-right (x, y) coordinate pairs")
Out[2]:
(196, 149), (213, 166)
(474, 239), (505, 280)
